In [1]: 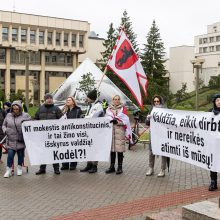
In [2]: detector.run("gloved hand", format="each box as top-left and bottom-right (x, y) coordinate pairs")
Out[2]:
(213, 109), (220, 115)
(110, 119), (118, 124)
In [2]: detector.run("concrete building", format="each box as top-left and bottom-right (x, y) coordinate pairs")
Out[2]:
(168, 46), (195, 93)
(0, 10), (90, 103)
(194, 22), (220, 85)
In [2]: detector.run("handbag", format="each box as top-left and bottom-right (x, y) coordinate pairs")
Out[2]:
(14, 117), (24, 143)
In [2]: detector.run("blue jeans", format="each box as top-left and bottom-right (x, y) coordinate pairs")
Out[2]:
(7, 148), (24, 168)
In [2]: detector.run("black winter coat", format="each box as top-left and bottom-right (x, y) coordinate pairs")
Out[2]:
(0, 109), (6, 140)
(66, 106), (82, 119)
(35, 104), (63, 120)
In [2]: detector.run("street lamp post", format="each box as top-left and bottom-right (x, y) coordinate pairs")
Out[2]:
(25, 51), (30, 108)
(191, 58), (205, 111)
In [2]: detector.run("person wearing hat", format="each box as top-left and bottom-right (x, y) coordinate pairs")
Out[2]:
(35, 93), (63, 175)
(3, 102), (11, 114)
(80, 89), (104, 174)
(61, 96), (82, 171)
(208, 93), (220, 191)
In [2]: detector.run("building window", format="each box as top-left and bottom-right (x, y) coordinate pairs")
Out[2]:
(216, 36), (220, 42)
(56, 33), (61, 46)
(64, 33), (68, 46)
(39, 31), (44, 44)
(21, 29), (27, 43)
(30, 30), (36, 44)
(79, 35), (84, 47)
(203, 47), (208, 53)
(12, 28), (18, 42)
(199, 38), (203, 44)
(0, 48), (6, 63)
(216, 45), (220, 51)
(47, 32), (52, 45)
(2, 27), (9, 41)
(209, 46), (214, 52)
(209, 37), (214, 43)
(199, 47), (203, 53)
(72, 34), (76, 47)
(203, 38), (207, 44)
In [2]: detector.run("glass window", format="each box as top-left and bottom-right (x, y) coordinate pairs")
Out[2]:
(39, 31), (44, 44)
(209, 46), (214, 52)
(216, 45), (220, 51)
(216, 36), (220, 42)
(2, 27), (9, 41)
(203, 38), (207, 44)
(199, 38), (202, 44)
(21, 29), (27, 43)
(64, 33), (68, 46)
(0, 48), (6, 63)
(209, 37), (214, 43)
(72, 34), (76, 47)
(56, 33), (61, 46)
(199, 47), (203, 53)
(30, 30), (36, 44)
(79, 35), (84, 47)
(203, 47), (208, 53)
(12, 28), (18, 42)
(47, 32), (52, 45)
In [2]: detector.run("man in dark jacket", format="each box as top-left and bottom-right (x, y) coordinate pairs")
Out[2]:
(61, 96), (82, 170)
(35, 93), (63, 175)
(209, 93), (220, 191)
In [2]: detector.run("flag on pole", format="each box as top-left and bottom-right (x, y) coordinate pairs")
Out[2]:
(107, 30), (148, 107)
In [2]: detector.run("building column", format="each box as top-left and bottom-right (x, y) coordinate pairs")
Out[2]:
(0, 24), (2, 44)
(40, 51), (45, 102)
(5, 48), (11, 99)
(9, 24), (12, 45)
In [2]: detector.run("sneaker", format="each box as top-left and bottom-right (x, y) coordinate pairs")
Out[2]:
(157, 169), (165, 177)
(17, 165), (23, 176)
(146, 168), (154, 176)
(4, 167), (12, 178)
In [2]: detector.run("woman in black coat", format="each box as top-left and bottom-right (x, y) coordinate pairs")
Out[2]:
(209, 93), (220, 191)
(61, 96), (82, 170)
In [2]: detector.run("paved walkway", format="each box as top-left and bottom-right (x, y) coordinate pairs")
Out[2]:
(0, 143), (218, 220)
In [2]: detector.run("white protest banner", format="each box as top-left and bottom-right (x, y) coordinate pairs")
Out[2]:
(150, 107), (220, 172)
(22, 117), (112, 165)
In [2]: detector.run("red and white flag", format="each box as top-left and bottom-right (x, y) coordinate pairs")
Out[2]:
(107, 30), (148, 107)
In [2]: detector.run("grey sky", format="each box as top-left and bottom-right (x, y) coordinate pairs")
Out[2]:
(1, 0), (220, 54)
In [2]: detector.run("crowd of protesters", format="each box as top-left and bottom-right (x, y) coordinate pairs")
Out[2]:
(0, 91), (219, 193)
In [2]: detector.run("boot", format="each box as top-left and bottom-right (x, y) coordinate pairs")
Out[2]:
(116, 152), (123, 175)
(54, 169), (60, 175)
(105, 165), (115, 174)
(35, 170), (46, 175)
(61, 163), (69, 170)
(157, 169), (165, 177)
(209, 180), (218, 191)
(88, 165), (97, 173)
(4, 167), (12, 178)
(80, 163), (92, 172)
(70, 162), (77, 170)
(17, 165), (23, 176)
(106, 152), (116, 174)
(146, 167), (154, 176)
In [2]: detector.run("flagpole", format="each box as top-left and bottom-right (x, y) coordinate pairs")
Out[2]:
(97, 66), (108, 91)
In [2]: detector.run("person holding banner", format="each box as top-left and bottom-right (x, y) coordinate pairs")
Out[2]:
(145, 95), (168, 177)
(35, 93), (63, 175)
(105, 95), (131, 175)
(80, 89), (104, 174)
(208, 93), (220, 191)
(2, 101), (31, 178)
(61, 96), (82, 171)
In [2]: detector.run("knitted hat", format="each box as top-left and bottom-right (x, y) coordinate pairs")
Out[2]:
(213, 93), (220, 107)
(87, 89), (97, 101)
(44, 93), (53, 101)
(3, 102), (11, 108)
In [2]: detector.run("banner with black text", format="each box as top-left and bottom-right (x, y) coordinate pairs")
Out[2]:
(22, 118), (112, 165)
(150, 107), (220, 172)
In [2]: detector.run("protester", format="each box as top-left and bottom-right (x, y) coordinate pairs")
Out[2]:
(105, 95), (132, 175)
(145, 95), (168, 177)
(0, 104), (6, 163)
(80, 89), (104, 174)
(102, 99), (108, 113)
(3, 102), (11, 114)
(35, 93), (63, 175)
(2, 101), (31, 177)
(61, 96), (82, 171)
(208, 93), (220, 191)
